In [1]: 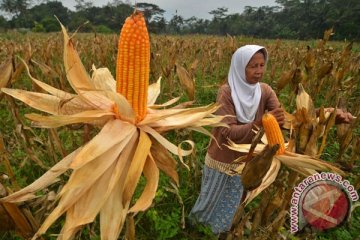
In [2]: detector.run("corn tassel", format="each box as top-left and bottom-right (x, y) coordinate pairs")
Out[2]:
(116, 11), (150, 123)
(262, 113), (285, 155)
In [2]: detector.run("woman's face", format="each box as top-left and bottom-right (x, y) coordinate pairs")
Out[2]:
(245, 52), (266, 84)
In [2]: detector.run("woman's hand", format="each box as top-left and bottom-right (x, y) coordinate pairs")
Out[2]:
(254, 108), (285, 127)
(324, 108), (355, 124)
(268, 108), (285, 125)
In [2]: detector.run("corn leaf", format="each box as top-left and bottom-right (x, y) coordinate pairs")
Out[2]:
(150, 140), (179, 186)
(1, 148), (81, 203)
(122, 130), (152, 205)
(149, 97), (180, 109)
(144, 104), (220, 131)
(60, 21), (95, 93)
(99, 132), (138, 240)
(1, 88), (62, 115)
(36, 136), (132, 236)
(103, 91), (135, 124)
(147, 77), (161, 106)
(277, 154), (345, 175)
(91, 65), (116, 92)
(296, 83), (315, 118)
(175, 63), (195, 100)
(25, 110), (114, 128)
(71, 119), (136, 169)
(0, 59), (13, 89)
(140, 125), (193, 159)
(129, 153), (159, 213)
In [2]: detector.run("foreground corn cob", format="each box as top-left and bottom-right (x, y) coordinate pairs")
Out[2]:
(262, 113), (285, 155)
(116, 12), (150, 123)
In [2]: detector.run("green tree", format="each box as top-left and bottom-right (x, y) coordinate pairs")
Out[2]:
(136, 2), (165, 22)
(69, 1), (133, 32)
(29, 1), (71, 26)
(32, 21), (45, 32)
(0, 0), (31, 17)
(41, 16), (59, 32)
(208, 7), (229, 35)
(0, 15), (8, 30)
(75, 0), (93, 11)
(168, 14), (184, 34)
(150, 16), (167, 34)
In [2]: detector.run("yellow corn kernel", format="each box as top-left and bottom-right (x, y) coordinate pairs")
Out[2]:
(116, 12), (150, 123)
(262, 113), (285, 155)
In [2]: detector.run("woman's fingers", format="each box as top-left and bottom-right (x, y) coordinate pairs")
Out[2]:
(269, 108), (285, 125)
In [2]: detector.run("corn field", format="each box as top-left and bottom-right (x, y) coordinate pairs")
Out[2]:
(0, 27), (359, 240)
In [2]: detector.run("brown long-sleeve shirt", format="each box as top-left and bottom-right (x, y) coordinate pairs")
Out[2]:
(207, 83), (280, 164)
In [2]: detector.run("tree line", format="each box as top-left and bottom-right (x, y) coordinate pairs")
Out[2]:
(0, 0), (359, 40)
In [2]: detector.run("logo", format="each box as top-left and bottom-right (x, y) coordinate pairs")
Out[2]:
(290, 172), (358, 233)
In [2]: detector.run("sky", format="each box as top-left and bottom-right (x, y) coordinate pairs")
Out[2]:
(60, 0), (279, 20)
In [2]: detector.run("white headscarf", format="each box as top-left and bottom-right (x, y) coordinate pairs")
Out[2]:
(228, 45), (268, 123)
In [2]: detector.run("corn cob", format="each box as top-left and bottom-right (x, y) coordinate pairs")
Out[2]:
(116, 11), (150, 123)
(262, 113), (285, 155)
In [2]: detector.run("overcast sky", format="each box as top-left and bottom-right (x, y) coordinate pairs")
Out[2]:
(60, 0), (279, 20)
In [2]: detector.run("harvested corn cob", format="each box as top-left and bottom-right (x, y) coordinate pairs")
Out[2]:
(262, 113), (285, 155)
(116, 12), (150, 123)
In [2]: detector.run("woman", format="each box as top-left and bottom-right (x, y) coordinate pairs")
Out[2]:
(189, 44), (354, 236)
(189, 44), (284, 235)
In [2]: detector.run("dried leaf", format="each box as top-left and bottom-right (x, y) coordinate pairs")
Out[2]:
(0, 59), (13, 89)
(104, 91), (135, 123)
(277, 153), (344, 175)
(91, 65), (116, 92)
(296, 83), (315, 118)
(1, 88), (62, 115)
(122, 130), (152, 206)
(71, 120), (136, 169)
(100, 132), (138, 240)
(59, 21), (95, 93)
(151, 140), (179, 185)
(31, 59), (59, 79)
(176, 63), (195, 100)
(140, 125), (193, 164)
(21, 57), (73, 99)
(316, 62), (333, 80)
(305, 48), (316, 71)
(35, 134), (133, 236)
(147, 77), (161, 106)
(25, 110), (114, 128)
(149, 97), (180, 109)
(129, 153), (159, 213)
(2, 148), (81, 203)
(144, 104), (221, 132)
(323, 28), (334, 42)
(277, 70), (294, 91)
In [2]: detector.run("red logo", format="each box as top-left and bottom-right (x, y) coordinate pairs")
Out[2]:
(301, 182), (350, 230)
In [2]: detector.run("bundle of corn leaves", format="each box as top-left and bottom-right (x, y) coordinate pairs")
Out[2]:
(0, 12), (225, 239)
